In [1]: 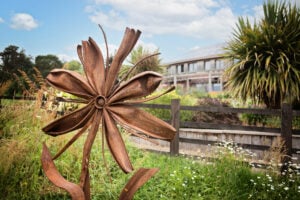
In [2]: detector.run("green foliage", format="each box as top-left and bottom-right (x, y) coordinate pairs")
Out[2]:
(0, 45), (34, 95)
(119, 45), (163, 80)
(145, 90), (197, 121)
(224, 0), (300, 108)
(1, 101), (300, 199)
(241, 113), (268, 126)
(63, 60), (83, 74)
(35, 54), (63, 77)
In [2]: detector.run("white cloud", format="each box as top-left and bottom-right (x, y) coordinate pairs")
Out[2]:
(85, 0), (237, 41)
(10, 13), (38, 30)
(0, 17), (4, 23)
(136, 40), (159, 52)
(57, 54), (79, 62)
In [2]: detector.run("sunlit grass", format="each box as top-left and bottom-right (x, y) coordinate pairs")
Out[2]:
(1, 101), (300, 199)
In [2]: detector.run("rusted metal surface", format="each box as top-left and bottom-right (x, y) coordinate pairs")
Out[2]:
(41, 27), (175, 200)
(119, 168), (159, 200)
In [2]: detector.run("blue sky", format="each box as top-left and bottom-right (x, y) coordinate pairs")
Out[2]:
(0, 0), (298, 63)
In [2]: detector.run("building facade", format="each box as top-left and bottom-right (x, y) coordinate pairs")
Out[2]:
(163, 54), (233, 93)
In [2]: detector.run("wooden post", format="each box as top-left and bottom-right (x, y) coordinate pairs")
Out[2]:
(281, 103), (292, 171)
(170, 99), (180, 156)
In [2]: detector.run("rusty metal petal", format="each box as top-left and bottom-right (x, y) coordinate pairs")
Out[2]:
(41, 143), (85, 200)
(109, 105), (176, 141)
(108, 71), (162, 103)
(42, 102), (96, 136)
(119, 168), (159, 200)
(80, 110), (101, 189)
(103, 109), (133, 173)
(105, 28), (141, 96)
(46, 69), (96, 99)
(77, 38), (105, 95)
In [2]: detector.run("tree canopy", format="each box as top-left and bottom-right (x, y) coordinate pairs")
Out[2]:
(35, 54), (63, 77)
(0, 45), (64, 96)
(63, 60), (83, 73)
(224, 0), (300, 108)
(0, 45), (33, 86)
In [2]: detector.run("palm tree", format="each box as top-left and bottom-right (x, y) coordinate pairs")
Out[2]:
(224, 0), (300, 108)
(119, 45), (164, 80)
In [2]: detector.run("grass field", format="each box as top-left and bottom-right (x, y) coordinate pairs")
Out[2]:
(1, 100), (300, 199)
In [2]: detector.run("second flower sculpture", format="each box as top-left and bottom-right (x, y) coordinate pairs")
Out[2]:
(41, 26), (176, 200)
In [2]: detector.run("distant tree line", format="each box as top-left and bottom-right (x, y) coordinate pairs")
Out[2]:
(0, 45), (82, 96)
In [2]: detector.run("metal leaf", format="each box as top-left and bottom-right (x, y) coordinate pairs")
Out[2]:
(41, 143), (85, 200)
(119, 168), (159, 200)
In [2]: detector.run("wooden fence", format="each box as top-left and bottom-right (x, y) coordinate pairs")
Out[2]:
(136, 99), (300, 158)
(2, 96), (300, 159)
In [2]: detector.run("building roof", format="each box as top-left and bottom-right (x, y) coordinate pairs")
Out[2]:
(165, 43), (226, 65)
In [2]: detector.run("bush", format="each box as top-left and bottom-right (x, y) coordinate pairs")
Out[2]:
(145, 90), (197, 122)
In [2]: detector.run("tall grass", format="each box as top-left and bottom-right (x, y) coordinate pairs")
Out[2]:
(1, 100), (300, 199)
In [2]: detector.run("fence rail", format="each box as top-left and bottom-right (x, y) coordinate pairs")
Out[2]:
(1, 96), (299, 159)
(139, 99), (299, 158)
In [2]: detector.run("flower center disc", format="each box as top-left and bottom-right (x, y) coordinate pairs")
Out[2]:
(95, 96), (106, 109)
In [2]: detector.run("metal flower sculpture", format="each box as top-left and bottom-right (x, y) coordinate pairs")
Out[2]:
(41, 26), (176, 200)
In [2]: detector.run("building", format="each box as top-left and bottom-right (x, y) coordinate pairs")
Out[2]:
(163, 53), (233, 93)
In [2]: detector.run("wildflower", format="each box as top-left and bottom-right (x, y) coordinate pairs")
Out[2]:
(256, 164), (262, 168)
(284, 187), (289, 191)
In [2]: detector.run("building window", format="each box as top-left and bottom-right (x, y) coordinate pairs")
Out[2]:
(210, 60), (216, 70)
(176, 64), (184, 74)
(216, 60), (224, 70)
(168, 65), (176, 75)
(179, 64), (184, 73)
(205, 60), (211, 71)
(198, 61), (204, 71)
(213, 83), (222, 91)
(188, 62), (197, 73)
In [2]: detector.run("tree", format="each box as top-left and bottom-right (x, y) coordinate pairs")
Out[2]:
(119, 45), (163, 80)
(0, 45), (34, 95)
(63, 60), (83, 73)
(224, 0), (300, 108)
(0, 45), (33, 86)
(35, 54), (63, 77)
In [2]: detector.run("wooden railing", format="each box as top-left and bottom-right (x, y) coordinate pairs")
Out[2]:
(137, 99), (300, 158)
(2, 96), (300, 159)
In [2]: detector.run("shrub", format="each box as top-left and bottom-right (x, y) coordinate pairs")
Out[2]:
(145, 90), (197, 122)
